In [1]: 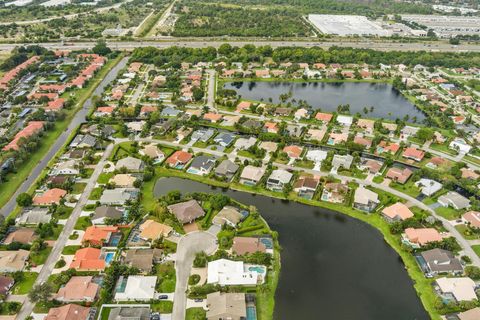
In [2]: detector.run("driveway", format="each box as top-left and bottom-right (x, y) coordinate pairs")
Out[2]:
(172, 231), (217, 320)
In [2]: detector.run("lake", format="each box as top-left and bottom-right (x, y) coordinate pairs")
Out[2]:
(154, 177), (429, 320)
(223, 81), (426, 121)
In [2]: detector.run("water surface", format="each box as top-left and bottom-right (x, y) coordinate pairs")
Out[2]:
(154, 177), (429, 320)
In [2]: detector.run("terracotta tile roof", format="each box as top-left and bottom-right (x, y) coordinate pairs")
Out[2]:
(315, 112), (333, 122)
(82, 226), (119, 246)
(232, 237), (266, 255)
(45, 304), (90, 320)
(404, 228), (442, 246)
(3, 228), (37, 244)
(3, 121), (44, 151)
(139, 219), (173, 240)
(55, 276), (99, 302)
(382, 202), (414, 221)
(402, 147), (425, 161)
(283, 145), (303, 158)
(166, 151), (192, 166)
(33, 188), (67, 205)
(70, 248), (105, 271)
(46, 98), (65, 111)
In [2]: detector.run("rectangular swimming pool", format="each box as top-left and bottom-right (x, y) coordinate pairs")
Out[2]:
(246, 306), (257, 320)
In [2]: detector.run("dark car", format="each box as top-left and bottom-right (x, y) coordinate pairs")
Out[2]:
(194, 298), (203, 302)
(158, 295), (169, 299)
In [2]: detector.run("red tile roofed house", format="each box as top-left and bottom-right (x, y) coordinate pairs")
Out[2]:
(382, 202), (414, 223)
(360, 70), (371, 78)
(3, 121), (44, 151)
(166, 151), (192, 169)
(45, 98), (65, 112)
(315, 112), (333, 123)
(0, 56), (39, 90)
(403, 228), (442, 248)
(232, 237), (267, 255)
(81, 64), (100, 78)
(313, 63), (326, 69)
(263, 122), (278, 134)
(376, 141), (400, 155)
(402, 147), (425, 162)
(386, 167), (413, 184)
(222, 69), (236, 77)
(236, 101), (251, 112)
(55, 276), (99, 302)
(39, 84), (67, 94)
(69, 75), (87, 88)
(203, 113), (223, 123)
(462, 211), (480, 229)
(45, 304), (91, 320)
(461, 168), (479, 180)
(28, 92), (59, 101)
(353, 136), (372, 148)
(128, 62), (143, 73)
(70, 248), (105, 271)
(188, 74), (202, 81)
(95, 106), (115, 116)
(452, 115), (466, 124)
(82, 226), (119, 246)
(283, 145), (303, 159)
(140, 106), (157, 117)
(33, 188), (67, 206)
(431, 77), (447, 84)
(255, 69), (270, 78)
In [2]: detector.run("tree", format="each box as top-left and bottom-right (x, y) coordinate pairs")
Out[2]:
(192, 87), (204, 102)
(92, 40), (111, 56)
(28, 282), (53, 303)
(465, 266), (480, 280)
(193, 251), (208, 268)
(16, 193), (32, 207)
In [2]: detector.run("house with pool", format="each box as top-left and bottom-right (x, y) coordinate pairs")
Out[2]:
(239, 165), (266, 186)
(207, 259), (266, 286)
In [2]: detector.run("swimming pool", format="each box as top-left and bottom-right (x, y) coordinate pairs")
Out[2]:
(248, 266), (265, 274)
(246, 306), (257, 320)
(104, 252), (114, 264)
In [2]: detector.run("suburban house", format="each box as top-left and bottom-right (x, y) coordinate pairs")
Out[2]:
(454, 307), (480, 320)
(139, 144), (165, 163)
(336, 115), (353, 127)
(214, 132), (235, 147)
(381, 202), (414, 223)
(165, 151), (192, 169)
(234, 137), (257, 150)
(306, 149), (328, 164)
(449, 138), (472, 154)
(357, 119), (375, 134)
(258, 141), (278, 154)
(45, 304), (91, 320)
(293, 176), (320, 199)
(51, 160), (79, 175)
(69, 134), (97, 149)
(0, 275), (14, 297)
(332, 154), (353, 170)
(0, 250), (29, 272)
(315, 112), (333, 123)
(122, 249), (163, 273)
(266, 169), (293, 192)
(187, 155), (216, 175)
(33, 188), (67, 206)
(420, 249), (463, 275)
(435, 277), (477, 302)
(114, 276), (157, 301)
(283, 145), (303, 159)
(16, 207), (52, 225)
(263, 122), (279, 134)
(358, 158), (383, 174)
(115, 157), (145, 172)
(55, 276), (99, 302)
(215, 159), (239, 180)
(415, 178), (443, 197)
(207, 259), (265, 286)
(139, 219), (173, 240)
(82, 226), (120, 246)
(167, 199), (206, 224)
(438, 191), (471, 210)
(69, 248), (105, 271)
(110, 174), (137, 188)
(386, 167), (413, 184)
(322, 182), (349, 203)
(462, 211), (480, 229)
(402, 147), (425, 162)
(108, 307), (151, 320)
(212, 206), (245, 227)
(3, 228), (37, 245)
(99, 188), (139, 206)
(239, 166), (266, 186)
(402, 228), (442, 248)
(353, 186), (379, 213)
(232, 237), (267, 255)
(91, 206), (124, 225)
(206, 292), (247, 320)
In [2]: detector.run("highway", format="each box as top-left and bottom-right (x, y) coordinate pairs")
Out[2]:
(1, 39), (480, 52)
(0, 56), (128, 219)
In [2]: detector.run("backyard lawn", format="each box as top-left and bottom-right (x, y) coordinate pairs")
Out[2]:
(62, 245), (81, 255)
(156, 262), (176, 293)
(473, 245), (480, 258)
(435, 206), (461, 220)
(30, 247), (52, 266)
(186, 308), (206, 320)
(152, 301), (173, 313)
(11, 272), (38, 294)
(74, 216), (93, 230)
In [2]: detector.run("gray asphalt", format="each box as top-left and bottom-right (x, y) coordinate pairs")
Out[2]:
(0, 56), (128, 219)
(172, 231), (217, 320)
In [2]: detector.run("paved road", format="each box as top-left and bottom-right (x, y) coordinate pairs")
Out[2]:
(0, 56), (128, 219)
(16, 144), (114, 320)
(147, 0), (177, 37)
(1, 39), (480, 52)
(206, 69), (216, 111)
(172, 231), (217, 320)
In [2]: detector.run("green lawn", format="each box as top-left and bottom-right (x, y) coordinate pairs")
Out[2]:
(74, 216), (92, 230)
(89, 187), (103, 200)
(156, 262), (176, 293)
(429, 143), (458, 156)
(11, 272), (38, 294)
(454, 225), (480, 240)
(435, 206), (461, 220)
(100, 307), (112, 320)
(473, 245), (480, 258)
(390, 180), (421, 198)
(55, 206), (73, 219)
(62, 245), (81, 255)
(97, 172), (114, 184)
(30, 247), (52, 266)
(152, 301), (173, 313)
(71, 182), (87, 194)
(186, 308), (206, 320)
(464, 155), (480, 166)
(0, 55), (123, 217)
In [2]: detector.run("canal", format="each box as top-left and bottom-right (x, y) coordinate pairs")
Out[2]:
(223, 81), (426, 122)
(154, 177), (429, 320)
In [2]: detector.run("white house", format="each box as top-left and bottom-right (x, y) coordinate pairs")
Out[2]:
(207, 259), (265, 286)
(435, 277), (477, 302)
(336, 115), (353, 127)
(449, 138), (472, 154)
(114, 276), (157, 301)
(306, 149), (328, 163)
(415, 178), (442, 197)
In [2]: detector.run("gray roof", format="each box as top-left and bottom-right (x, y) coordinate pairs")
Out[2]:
(167, 199), (206, 224)
(214, 132), (235, 146)
(93, 206), (123, 220)
(420, 248), (463, 273)
(268, 169), (293, 184)
(100, 188), (139, 205)
(116, 157), (145, 172)
(438, 191), (470, 210)
(207, 292), (246, 320)
(215, 159), (239, 176)
(191, 128), (215, 142)
(16, 207), (51, 225)
(161, 107), (182, 117)
(242, 119), (262, 129)
(189, 156), (216, 171)
(108, 307), (150, 320)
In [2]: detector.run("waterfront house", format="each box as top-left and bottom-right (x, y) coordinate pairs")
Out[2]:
(294, 176), (320, 199)
(322, 182), (349, 203)
(438, 192), (471, 210)
(232, 237), (267, 255)
(0, 250), (29, 272)
(315, 112), (333, 123)
(353, 187), (379, 213)
(381, 202), (414, 223)
(206, 292), (247, 320)
(116, 156), (145, 172)
(55, 276), (99, 302)
(454, 307), (480, 320)
(336, 115), (353, 127)
(266, 169), (293, 192)
(402, 228), (442, 248)
(114, 276), (157, 301)
(240, 166), (266, 186)
(435, 277), (477, 302)
(415, 178), (442, 197)
(420, 249), (463, 276)
(215, 160), (239, 180)
(386, 167), (413, 184)
(166, 151), (192, 169)
(99, 188), (139, 206)
(45, 304), (91, 320)
(207, 259), (265, 286)
(167, 199), (206, 224)
(212, 206), (245, 227)
(187, 155), (216, 175)
(357, 119), (375, 134)
(139, 219), (173, 240)
(69, 248), (105, 271)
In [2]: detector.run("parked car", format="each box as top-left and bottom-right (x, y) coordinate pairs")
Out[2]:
(158, 295), (169, 299)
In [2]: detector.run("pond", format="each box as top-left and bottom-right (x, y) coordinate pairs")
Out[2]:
(154, 177), (429, 320)
(223, 81), (426, 122)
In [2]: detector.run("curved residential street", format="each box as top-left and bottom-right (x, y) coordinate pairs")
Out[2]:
(172, 231), (217, 320)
